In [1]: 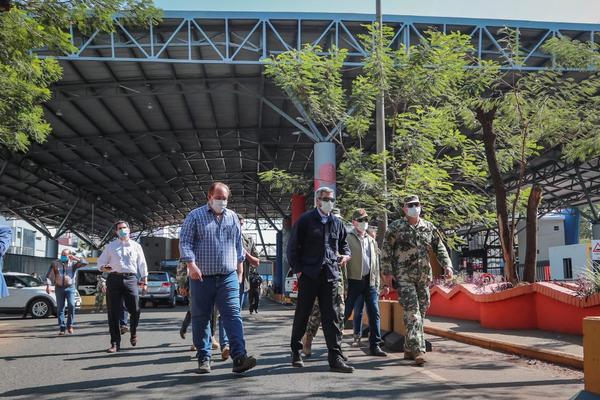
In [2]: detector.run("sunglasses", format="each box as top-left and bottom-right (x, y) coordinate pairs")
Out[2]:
(405, 203), (420, 208)
(320, 197), (335, 203)
(355, 218), (369, 223)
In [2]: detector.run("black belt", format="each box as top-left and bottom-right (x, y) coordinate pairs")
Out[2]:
(111, 272), (135, 277)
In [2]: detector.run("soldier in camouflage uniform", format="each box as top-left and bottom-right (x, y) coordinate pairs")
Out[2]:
(302, 276), (346, 357)
(94, 275), (106, 312)
(381, 195), (453, 366)
(302, 208), (346, 358)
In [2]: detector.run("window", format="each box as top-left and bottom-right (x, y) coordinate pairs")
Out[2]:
(148, 273), (169, 282)
(563, 258), (573, 279)
(15, 275), (42, 287)
(3, 275), (17, 287)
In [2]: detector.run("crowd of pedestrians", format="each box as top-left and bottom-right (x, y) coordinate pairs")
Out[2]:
(2, 180), (453, 376)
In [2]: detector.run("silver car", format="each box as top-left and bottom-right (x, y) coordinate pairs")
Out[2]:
(139, 271), (177, 308)
(0, 272), (81, 318)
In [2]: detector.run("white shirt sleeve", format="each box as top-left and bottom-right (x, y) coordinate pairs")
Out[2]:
(97, 244), (110, 270)
(136, 242), (148, 279)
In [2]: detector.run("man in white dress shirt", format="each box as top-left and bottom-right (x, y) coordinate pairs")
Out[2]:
(98, 220), (148, 353)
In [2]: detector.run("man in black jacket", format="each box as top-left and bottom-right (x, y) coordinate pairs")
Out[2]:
(287, 186), (353, 373)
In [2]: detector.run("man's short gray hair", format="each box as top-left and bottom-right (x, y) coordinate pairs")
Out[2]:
(314, 186), (335, 206)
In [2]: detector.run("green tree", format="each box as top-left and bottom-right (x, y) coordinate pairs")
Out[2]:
(263, 26), (495, 248)
(263, 25), (600, 284)
(470, 30), (600, 283)
(0, 1), (161, 152)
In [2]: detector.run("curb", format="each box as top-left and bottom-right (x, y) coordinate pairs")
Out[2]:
(424, 325), (583, 370)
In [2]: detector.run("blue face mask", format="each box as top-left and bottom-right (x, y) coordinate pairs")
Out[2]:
(118, 229), (128, 238)
(60, 255), (69, 263)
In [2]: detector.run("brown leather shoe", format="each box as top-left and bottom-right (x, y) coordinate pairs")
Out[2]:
(414, 352), (426, 366)
(107, 344), (119, 353)
(130, 334), (137, 347)
(302, 334), (313, 357)
(221, 345), (230, 361)
(67, 327), (74, 334)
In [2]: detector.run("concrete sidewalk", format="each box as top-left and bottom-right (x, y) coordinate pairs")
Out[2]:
(424, 316), (583, 369)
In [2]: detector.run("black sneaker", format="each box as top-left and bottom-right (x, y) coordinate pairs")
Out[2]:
(330, 358), (354, 373)
(291, 352), (304, 367)
(197, 358), (211, 374)
(232, 355), (257, 373)
(370, 346), (388, 357)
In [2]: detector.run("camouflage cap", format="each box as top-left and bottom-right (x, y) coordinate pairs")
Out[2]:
(403, 195), (420, 205)
(351, 208), (369, 220)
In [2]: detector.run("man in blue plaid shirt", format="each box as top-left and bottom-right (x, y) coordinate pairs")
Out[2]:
(179, 182), (257, 374)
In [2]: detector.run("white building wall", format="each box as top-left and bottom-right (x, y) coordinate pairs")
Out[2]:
(517, 215), (565, 263)
(0, 216), (48, 258)
(548, 244), (590, 280)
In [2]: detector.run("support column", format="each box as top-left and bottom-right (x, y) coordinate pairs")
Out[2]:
(291, 194), (306, 226)
(274, 228), (284, 295)
(45, 238), (58, 259)
(314, 142), (336, 194)
(593, 223), (600, 240)
(563, 208), (580, 245)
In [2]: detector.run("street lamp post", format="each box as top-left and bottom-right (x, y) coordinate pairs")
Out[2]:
(376, 0), (388, 245)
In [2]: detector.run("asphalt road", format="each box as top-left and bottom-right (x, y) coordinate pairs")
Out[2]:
(0, 300), (584, 400)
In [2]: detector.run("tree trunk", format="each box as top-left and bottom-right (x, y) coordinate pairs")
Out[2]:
(476, 107), (518, 284)
(523, 185), (542, 283)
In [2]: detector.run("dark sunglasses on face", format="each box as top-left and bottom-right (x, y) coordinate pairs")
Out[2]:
(320, 197), (335, 203)
(405, 203), (420, 208)
(355, 218), (368, 223)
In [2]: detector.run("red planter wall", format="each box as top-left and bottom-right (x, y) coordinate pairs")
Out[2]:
(428, 283), (600, 335)
(480, 293), (537, 330)
(430, 290), (480, 321)
(536, 294), (600, 335)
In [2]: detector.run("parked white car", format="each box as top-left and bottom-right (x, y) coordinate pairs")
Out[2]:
(0, 272), (81, 318)
(284, 268), (298, 299)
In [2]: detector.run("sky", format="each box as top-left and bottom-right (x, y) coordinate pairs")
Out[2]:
(154, 0), (600, 25)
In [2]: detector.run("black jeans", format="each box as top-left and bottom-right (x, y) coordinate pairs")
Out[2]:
(182, 310), (191, 333)
(182, 308), (216, 336)
(249, 288), (260, 312)
(290, 270), (342, 365)
(344, 276), (383, 348)
(106, 274), (140, 346)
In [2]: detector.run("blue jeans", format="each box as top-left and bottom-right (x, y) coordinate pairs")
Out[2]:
(55, 286), (76, 331)
(240, 283), (248, 309)
(218, 315), (229, 348)
(353, 295), (365, 336)
(344, 277), (382, 348)
(190, 271), (246, 361)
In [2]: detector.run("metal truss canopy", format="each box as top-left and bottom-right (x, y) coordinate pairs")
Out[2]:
(35, 11), (600, 71)
(1, 11), (600, 247)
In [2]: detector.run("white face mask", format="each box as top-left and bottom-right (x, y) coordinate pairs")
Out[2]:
(211, 199), (228, 214)
(357, 222), (369, 232)
(320, 200), (334, 214)
(406, 206), (421, 218)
